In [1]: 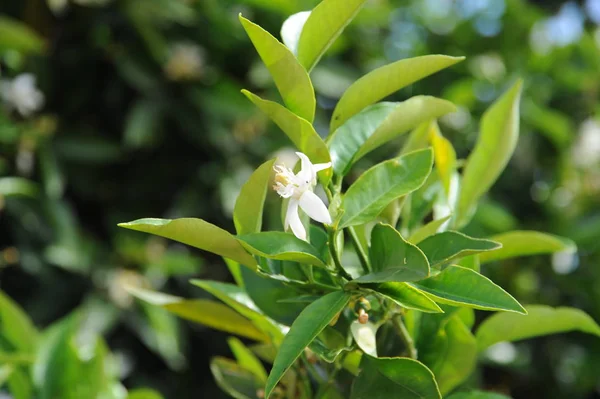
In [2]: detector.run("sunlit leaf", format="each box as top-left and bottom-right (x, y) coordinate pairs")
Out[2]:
(476, 305), (600, 351)
(118, 218), (257, 269)
(455, 80), (523, 227)
(339, 149), (433, 228)
(331, 55), (464, 132)
(412, 266), (526, 314)
(239, 15), (315, 121)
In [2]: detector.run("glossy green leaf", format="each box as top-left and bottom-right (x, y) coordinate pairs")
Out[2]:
(118, 218), (257, 269)
(130, 287), (270, 342)
(331, 55), (464, 132)
(228, 337), (268, 382)
(265, 291), (351, 399)
(239, 15), (315, 122)
(242, 90), (331, 184)
(446, 391), (511, 399)
(234, 159), (276, 235)
(327, 97), (455, 175)
(456, 80), (523, 228)
(191, 280), (284, 342)
(354, 224), (429, 283)
(423, 316), (477, 395)
(476, 305), (600, 351)
(408, 216), (451, 245)
(296, 0), (367, 72)
(370, 282), (443, 313)
(478, 231), (575, 264)
(430, 122), (456, 198)
(211, 357), (262, 399)
(351, 356), (441, 399)
(339, 149), (433, 228)
(412, 266), (526, 314)
(0, 16), (45, 54)
(237, 232), (326, 266)
(417, 231), (501, 267)
(0, 290), (38, 353)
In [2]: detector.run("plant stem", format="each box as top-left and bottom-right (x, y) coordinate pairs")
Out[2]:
(347, 226), (370, 274)
(392, 314), (417, 359)
(328, 229), (353, 281)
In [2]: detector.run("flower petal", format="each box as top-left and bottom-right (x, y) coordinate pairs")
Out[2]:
(286, 198), (306, 240)
(295, 152), (315, 183)
(312, 162), (332, 173)
(299, 191), (332, 225)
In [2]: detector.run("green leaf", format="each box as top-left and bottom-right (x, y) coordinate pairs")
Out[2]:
(127, 388), (165, 399)
(350, 356), (441, 399)
(0, 290), (39, 353)
(408, 216), (451, 245)
(446, 391), (511, 399)
(296, 0), (367, 72)
(242, 90), (331, 184)
(331, 55), (464, 132)
(476, 305), (600, 351)
(354, 224), (429, 283)
(422, 317), (477, 395)
(417, 231), (501, 268)
(429, 122), (457, 198)
(339, 149), (433, 228)
(327, 97), (455, 176)
(130, 287), (270, 342)
(369, 282), (443, 313)
(33, 315), (114, 399)
(309, 327), (352, 363)
(239, 15), (315, 122)
(240, 267), (308, 327)
(118, 218), (257, 269)
(478, 231), (575, 264)
(191, 280), (284, 342)
(455, 80), (523, 228)
(237, 232), (326, 267)
(264, 291), (351, 399)
(412, 266), (526, 314)
(234, 159), (276, 235)
(0, 177), (39, 198)
(401, 121), (435, 155)
(210, 357), (262, 399)
(0, 16), (45, 54)
(228, 337), (268, 382)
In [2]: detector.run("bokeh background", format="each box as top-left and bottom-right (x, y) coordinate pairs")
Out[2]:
(1, 0), (599, 398)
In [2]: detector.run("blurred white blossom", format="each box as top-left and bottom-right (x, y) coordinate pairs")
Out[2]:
(0, 74), (44, 117)
(164, 43), (205, 81)
(572, 118), (600, 168)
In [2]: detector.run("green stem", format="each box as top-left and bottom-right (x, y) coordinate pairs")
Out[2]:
(347, 226), (370, 274)
(328, 229), (353, 281)
(392, 314), (417, 359)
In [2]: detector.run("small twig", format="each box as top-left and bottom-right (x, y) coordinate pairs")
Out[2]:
(347, 226), (370, 274)
(392, 314), (418, 359)
(328, 228), (353, 281)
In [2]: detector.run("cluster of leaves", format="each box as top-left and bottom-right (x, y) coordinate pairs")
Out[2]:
(115, 1), (600, 398)
(1, 0), (599, 398)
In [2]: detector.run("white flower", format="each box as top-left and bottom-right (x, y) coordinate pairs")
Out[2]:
(273, 152), (332, 241)
(0, 73), (44, 117)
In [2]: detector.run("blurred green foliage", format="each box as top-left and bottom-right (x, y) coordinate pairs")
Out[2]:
(0, 0), (599, 398)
